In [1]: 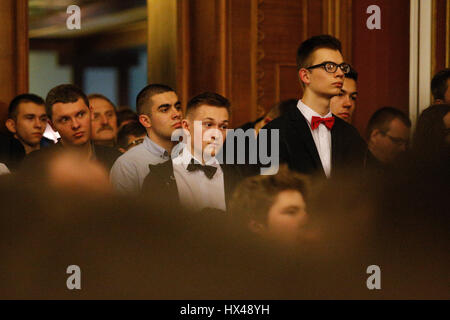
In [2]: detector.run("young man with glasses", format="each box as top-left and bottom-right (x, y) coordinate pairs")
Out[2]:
(110, 84), (183, 194)
(260, 35), (366, 179)
(365, 107), (411, 168)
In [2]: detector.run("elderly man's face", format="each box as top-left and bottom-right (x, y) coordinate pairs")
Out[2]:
(90, 98), (118, 144)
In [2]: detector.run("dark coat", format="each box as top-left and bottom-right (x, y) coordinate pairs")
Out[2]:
(0, 133), (25, 171)
(141, 159), (243, 212)
(260, 106), (367, 179)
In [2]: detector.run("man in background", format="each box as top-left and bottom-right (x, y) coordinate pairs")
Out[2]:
(23, 84), (120, 171)
(365, 107), (411, 169)
(88, 93), (118, 147)
(431, 68), (450, 104)
(261, 35), (366, 179)
(2, 94), (49, 170)
(110, 84), (182, 194)
(330, 67), (358, 124)
(142, 92), (242, 212)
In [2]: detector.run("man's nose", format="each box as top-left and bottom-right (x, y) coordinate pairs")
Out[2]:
(34, 118), (43, 128)
(72, 118), (80, 129)
(335, 65), (345, 79)
(343, 96), (352, 108)
(100, 114), (108, 125)
(171, 107), (181, 119)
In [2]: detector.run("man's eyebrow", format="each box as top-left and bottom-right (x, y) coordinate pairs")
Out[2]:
(157, 104), (171, 109)
(175, 101), (181, 105)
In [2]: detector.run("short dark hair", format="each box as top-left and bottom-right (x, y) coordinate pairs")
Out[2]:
(117, 121), (147, 150)
(87, 93), (116, 109)
(229, 165), (309, 225)
(431, 68), (450, 101)
(345, 66), (358, 82)
(45, 84), (89, 119)
(296, 34), (342, 70)
(366, 107), (411, 139)
(136, 84), (175, 115)
(8, 93), (45, 120)
(116, 107), (139, 127)
(185, 92), (231, 118)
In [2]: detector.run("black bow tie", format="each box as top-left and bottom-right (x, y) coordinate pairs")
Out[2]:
(186, 160), (217, 179)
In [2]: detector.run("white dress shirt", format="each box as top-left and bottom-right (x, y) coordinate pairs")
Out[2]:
(172, 144), (226, 211)
(297, 100), (332, 178)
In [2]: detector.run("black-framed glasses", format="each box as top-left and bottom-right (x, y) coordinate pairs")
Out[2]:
(381, 132), (409, 147)
(306, 61), (351, 74)
(125, 138), (144, 150)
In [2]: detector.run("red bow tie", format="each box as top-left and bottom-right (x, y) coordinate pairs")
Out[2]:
(310, 116), (335, 130)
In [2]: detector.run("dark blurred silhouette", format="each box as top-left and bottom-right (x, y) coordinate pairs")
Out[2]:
(1, 155), (448, 299)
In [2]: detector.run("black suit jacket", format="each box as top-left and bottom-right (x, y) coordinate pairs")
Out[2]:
(0, 133), (26, 171)
(260, 106), (366, 179)
(141, 159), (243, 211)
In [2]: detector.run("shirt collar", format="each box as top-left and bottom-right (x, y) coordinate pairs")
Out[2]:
(143, 135), (170, 160)
(297, 100), (332, 124)
(173, 143), (219, 169)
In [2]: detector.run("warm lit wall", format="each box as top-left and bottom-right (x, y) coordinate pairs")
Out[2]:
(352, 0), (410, 136)
(0, 0), (28, 131)
(432, 0), (450, 76)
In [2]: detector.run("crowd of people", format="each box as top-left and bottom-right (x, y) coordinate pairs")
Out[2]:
(0, 35), (449, 299)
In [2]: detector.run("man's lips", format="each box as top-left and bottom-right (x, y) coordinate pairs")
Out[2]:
(73, 132), (84, 138)
(338, 113), (349, 118)
(173, 122), (182, 128)
(97, 127), (113, 133)
(333, 82), (343, 88)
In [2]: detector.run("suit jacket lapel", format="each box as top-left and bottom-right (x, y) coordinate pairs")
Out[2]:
(289, 107), (324, 174)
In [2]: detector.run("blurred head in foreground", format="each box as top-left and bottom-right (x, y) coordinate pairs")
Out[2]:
(19, 148), (112, 196)
(229, 165), (309, 245)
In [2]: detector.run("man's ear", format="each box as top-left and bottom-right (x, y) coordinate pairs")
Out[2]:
(248, 220), (265, 235)
(139, 114), (151, 128)
(370, 129), (381, 142)
(298, 69), (310, 86)
(5, 119), (16, 134)
(181, 119), (190, 131)
(434, 99), (444, 104)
